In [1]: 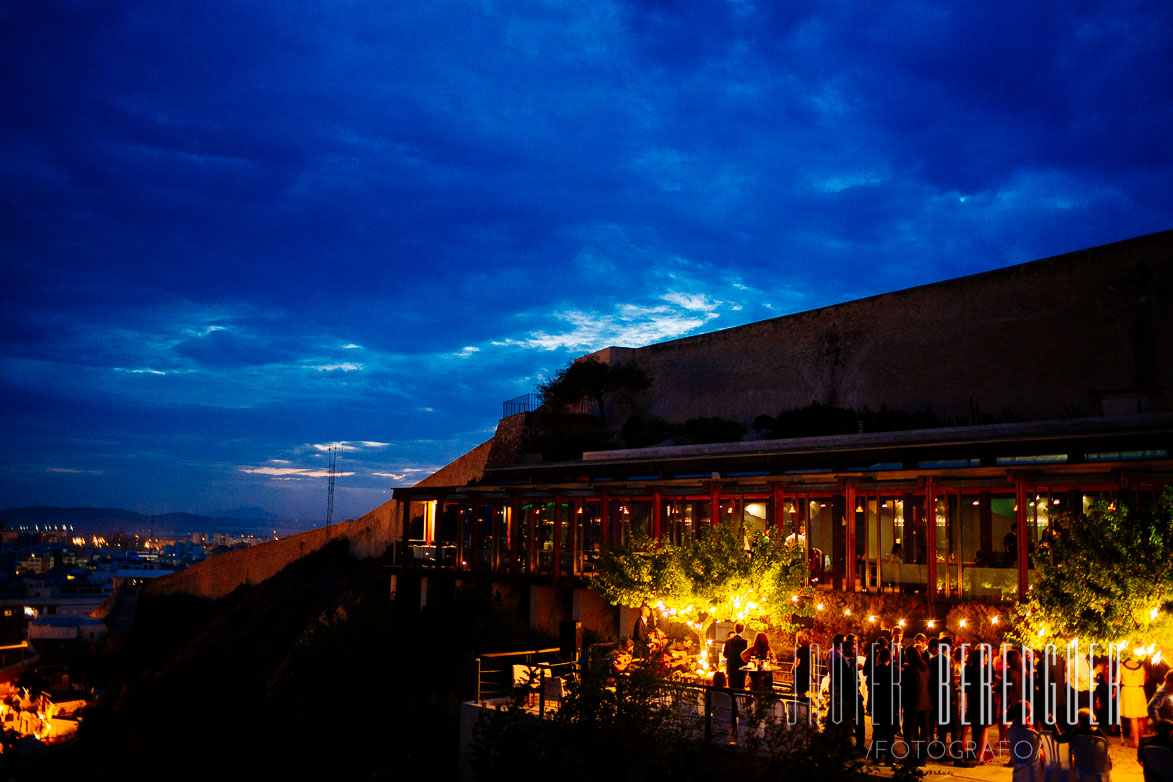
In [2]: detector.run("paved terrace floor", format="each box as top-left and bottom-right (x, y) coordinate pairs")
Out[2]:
(870, 731), (1142, 782)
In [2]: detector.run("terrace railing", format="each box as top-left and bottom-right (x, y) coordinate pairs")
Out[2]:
(500, 393), (601, 418)
(502, 393), (540, 418)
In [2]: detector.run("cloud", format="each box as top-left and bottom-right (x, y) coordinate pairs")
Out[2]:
(241, 466), (356, 479)
(306, 362), (364, 372)
(310, 441), (388, 452)
(47, 467), (103, 475)
(497, 291), (734, 351)
(2, 1), (1171, 521)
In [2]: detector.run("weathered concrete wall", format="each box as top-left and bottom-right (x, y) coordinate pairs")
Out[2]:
(144, 502), (397, 600)
(599, 230), (1173, 427)
(415, 439), (494, 488)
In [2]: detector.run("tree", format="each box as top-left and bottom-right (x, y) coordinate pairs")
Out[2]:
(538, 357), (650, 426)
(1012, 488), (1173, 654)
(592, 523), (812, 645)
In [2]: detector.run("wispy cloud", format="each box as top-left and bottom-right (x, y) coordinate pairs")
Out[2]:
(241, 466), (356, 479)
(48, 467), (103, 475)
(306, 362), (364, 372)
(496, 291), (735, 351)
(310, 441), (389, 452)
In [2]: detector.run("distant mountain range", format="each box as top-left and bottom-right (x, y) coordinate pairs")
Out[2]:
(0, 506), (314, 537)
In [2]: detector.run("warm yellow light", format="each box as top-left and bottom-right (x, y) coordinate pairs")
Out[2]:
(1151, 607), (1160, 621)
(1068, 637), (1079, 647)
(868, 615), (876, 623)
(927, 620), (935, 629)
(991, 616), (1000, 625)
(790, 594), (798, 603)
(817, 603), (825, 611)
(898, 618), (906, 627)
(1118, 639), (1129, 650)
(960, 619), (967, 627)
(1154, 650), (1164, 665)
(844, 609), (852, 616)
(1038, 627), (1046, 638)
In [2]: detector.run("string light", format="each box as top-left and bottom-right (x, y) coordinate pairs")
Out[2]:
(991, 616), (1000, 625)
(927, 620), (935, 629)
(960, 619), (967, 628)
(817, 603), (825, 611)
(868, 615), (877, 623)
(844, 609), (852, 616)
(898, 618), (906, 627)
(1151, 607), (1160, 621)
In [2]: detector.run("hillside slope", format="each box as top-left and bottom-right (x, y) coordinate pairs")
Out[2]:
(36, 540), (545, 780)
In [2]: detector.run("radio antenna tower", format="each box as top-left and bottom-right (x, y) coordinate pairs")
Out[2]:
(326, 444), (341, 530)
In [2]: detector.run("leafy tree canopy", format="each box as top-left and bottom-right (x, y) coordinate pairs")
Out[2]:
(1012, 488), (1173, 655)
(538, 357), (650, 425)
(592, 522), (812, 642)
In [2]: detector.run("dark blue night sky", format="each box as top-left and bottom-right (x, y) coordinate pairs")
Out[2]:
(2, 1), (1171, 522)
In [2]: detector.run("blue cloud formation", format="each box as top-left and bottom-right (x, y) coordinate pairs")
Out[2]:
(2, 0), (1171, 520)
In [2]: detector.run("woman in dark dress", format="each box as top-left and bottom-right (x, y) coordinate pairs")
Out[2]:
(794, 631), (813, 701)
(869, 646), (898, 765)
(964, 646), (996, 765)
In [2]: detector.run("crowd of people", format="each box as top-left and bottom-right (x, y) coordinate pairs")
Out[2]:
(617, 605), (1173, 775)
(809, 626), (1173, 773)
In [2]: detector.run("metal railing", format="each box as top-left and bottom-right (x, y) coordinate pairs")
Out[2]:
(475, 647), (567, 702)
(502, 394), (540, 418)
(500, 393), (602, 418)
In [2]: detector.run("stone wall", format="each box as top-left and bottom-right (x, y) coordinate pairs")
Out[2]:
(144, 502), (397, 601)
(599, 230), (1173, 428)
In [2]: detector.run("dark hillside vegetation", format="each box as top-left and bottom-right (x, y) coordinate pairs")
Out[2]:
(32, 541), (546, 780)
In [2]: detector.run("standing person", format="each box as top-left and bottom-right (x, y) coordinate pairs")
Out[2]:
(785, 524), (806, 548)
(1119, 652), (1149, 747)
(794, 631), (813, 702)
(1146, 655), (1171, 702)
(723, 623), (749, 690)
(632, 604), (657, 657)
(964, 646), (996, 765)
(902, 636), (932, 760)
(928, 637), (944, 744)
(1067, 647), (1094, 728)
(844, 634), (866, 752)
(869, 647), (898, 765)
(741, 632), (776, 692)
(889, 626), (905, 732)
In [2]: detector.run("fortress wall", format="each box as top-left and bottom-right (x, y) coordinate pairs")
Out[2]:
(144, 501), (397, 600)
(604, 231), (1173, 427)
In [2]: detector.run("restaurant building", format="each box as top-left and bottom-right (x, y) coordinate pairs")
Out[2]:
(392, 230), (1173, 634)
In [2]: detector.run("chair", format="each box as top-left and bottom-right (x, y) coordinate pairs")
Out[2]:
(1009, 728), (1044, 782)
(783, 698), (810, 726)
(1070, 734), (1111, 782)
(1142, 746), (1173, 782)
(1040, 729), (1072, 782)
(709, 690), (735, 743)
(543, 675), (566, 704)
